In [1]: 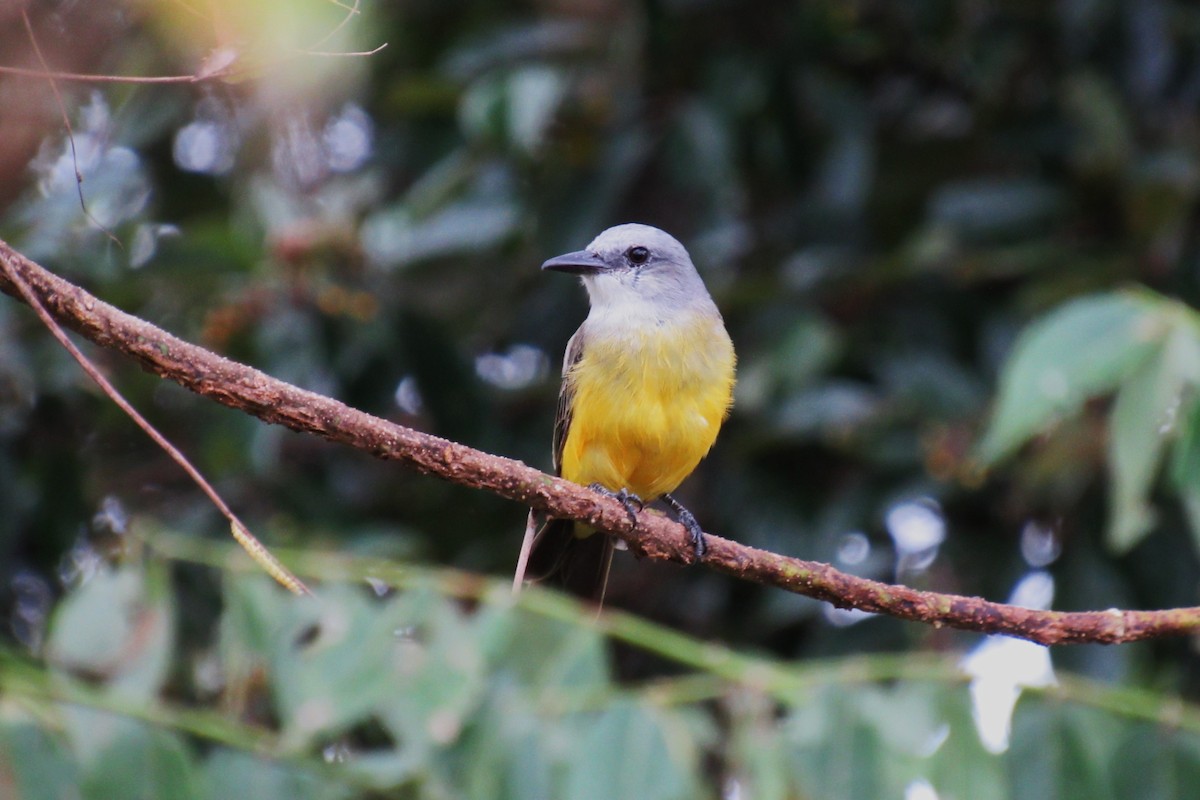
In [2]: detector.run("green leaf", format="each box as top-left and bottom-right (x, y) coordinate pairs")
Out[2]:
(781, 682), (1012, 800)
(978, 292), (1166, 464)
(1169, 397), (1200, 551)
(768, 312), (843, 395)
(922, 689), (1007, 800)
(219, 573), (290, 693)
(563, 701), (702, 800)
(79, 720), (200, 800)
(1107, 325), (1200, 551)
(478, 606), (610, 692)
(269, 585), (413, 749)
(783, 686), (886, 800)
(0, 721), (80, 800)
(375, 586), (488, 767)
(854, 683), (1006, 800)
(449, 698), (554, 800)
(202, 749), (353, 800)
(46, 562), (174, 701)
(727, 692), (790, 800)
(1111, 724), (1200, 800)
(1007, 701), (1121, 800)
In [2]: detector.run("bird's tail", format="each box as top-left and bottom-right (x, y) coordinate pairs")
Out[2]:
(513, 511), (615, 603)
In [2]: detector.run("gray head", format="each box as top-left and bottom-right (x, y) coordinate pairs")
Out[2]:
(541, 223), (714, 313)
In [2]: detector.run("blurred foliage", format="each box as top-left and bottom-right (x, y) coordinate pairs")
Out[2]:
(7, 544), (1200, 800)
(979, 289), (1200, 552)
(4, 0), (1200, 796)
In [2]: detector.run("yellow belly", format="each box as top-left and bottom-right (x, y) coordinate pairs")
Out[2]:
(560, 318), (735, 500)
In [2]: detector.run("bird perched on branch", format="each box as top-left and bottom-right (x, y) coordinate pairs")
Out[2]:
(513, 223), (736, 601)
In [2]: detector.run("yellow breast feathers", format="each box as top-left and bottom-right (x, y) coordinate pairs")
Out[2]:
(559, 314), (735, 500)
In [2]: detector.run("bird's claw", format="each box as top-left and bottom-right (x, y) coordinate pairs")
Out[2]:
(662, 493), (706, 562)
(588, 484), (644, 529)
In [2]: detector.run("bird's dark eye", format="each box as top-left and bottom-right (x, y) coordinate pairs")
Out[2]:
(626, 246), (650, 265)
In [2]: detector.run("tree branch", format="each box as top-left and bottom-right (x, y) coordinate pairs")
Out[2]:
(2, 237), (1198, 646)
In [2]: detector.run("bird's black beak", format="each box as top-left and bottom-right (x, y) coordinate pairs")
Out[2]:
(541, 249), (607, 275)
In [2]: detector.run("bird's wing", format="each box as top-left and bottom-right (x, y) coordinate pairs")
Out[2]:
(514, 325), (613, 602)
(545, 324), (615, 602)
(552, 325), (586, 476)
(513, 323), (588, 594)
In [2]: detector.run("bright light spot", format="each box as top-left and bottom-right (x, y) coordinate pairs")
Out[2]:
(36, 92), (110, 194)
(38, 133), (99, 195)
(130, 223), (181, 269)
(723, 777), (743, 800)
(57, 538), (103, 587)
(323, 104), (373, 172)
(173, 120), (236, 174)
(27, 92), (151, 232)
(80, 91), (111, 134)
(823, 603), (875, 627)
(365, 576), (391, 597)
(887, 499), (945, 552)
(322, 742), (351, 763)
(1159, 395), (1181, 435)
(961, 572), (1057, 753)
(905, 778), (940, 800)
(92, 494), (129, 536)
(836, 531), (871, 565)
(1009, 569), (1055, 610)
(966, 676), (1021, 754)
(196, 46), (238, 80)
(193, 649), (224, 694)
(507, 67), (566, 152)
(91, 147), (151, 226)
(1019, 521), (1061, 567)
(394, 376), (424, 415)
(362, 201), (520, 269)
(886, 498), (945, 575)
(475, 344), (549, 390)
(272, 115), (325, 188)
(916, 723), (951, 758)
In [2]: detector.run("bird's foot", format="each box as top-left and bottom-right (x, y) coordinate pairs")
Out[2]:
(662, 493), (706, 561)
(588, 484), (644, 529)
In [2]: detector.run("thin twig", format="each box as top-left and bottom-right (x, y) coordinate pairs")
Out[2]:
(0, 250), (310, 596)
(0, 64), (217, 83)
(307, 0), (362, 51)
(19, 8), (121, 247)
(299, 43), (388, 58)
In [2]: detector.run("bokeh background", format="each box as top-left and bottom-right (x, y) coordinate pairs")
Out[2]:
(4, 1), (1200, 798)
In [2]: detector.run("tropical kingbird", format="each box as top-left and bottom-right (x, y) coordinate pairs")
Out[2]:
(513, 223), (736, 599)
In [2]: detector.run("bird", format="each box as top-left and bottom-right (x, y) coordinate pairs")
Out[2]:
(512, 223), (736, 600)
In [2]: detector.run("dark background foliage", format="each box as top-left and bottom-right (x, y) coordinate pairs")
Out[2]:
(3, 1), (1200, 797)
